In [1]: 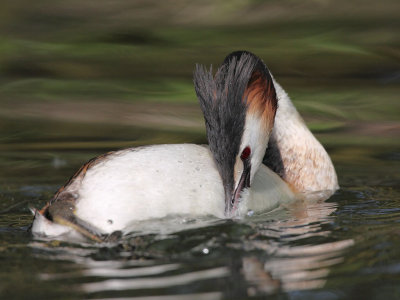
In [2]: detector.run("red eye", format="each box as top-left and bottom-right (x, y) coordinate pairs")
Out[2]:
(240, 146), (251, 160)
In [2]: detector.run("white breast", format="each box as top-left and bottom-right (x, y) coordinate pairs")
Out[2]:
(75, 144), (226, 233)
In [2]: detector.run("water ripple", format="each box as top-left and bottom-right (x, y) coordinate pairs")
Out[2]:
(81, 267), (229, 293)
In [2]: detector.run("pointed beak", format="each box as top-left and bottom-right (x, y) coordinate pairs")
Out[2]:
(226, 160), (251, 216)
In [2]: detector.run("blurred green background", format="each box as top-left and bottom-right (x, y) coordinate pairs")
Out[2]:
(0, 0), (399, 154)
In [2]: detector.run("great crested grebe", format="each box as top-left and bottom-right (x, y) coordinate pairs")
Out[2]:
(31, 51), (338, 241)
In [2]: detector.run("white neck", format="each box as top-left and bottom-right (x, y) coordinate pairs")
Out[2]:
(264, 79), (338, 198)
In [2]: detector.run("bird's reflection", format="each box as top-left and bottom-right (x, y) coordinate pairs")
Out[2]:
(29, 199), (353, 298)
(241, 199), (354, 295)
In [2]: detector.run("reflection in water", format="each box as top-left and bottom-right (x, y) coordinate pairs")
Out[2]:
(30, 198), (354, 298)
(84, 263), (180, 278)
(241, 199), (354, 295)
(83, 267), (228, 293)
(244, 239), (354, 293)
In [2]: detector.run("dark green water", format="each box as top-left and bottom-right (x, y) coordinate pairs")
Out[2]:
(1, 1), (400, 299)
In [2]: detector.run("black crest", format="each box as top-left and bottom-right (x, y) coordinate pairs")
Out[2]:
(193, 51), (263, 193)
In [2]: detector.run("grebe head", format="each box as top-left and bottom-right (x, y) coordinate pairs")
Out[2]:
(194, 51), (278, 215)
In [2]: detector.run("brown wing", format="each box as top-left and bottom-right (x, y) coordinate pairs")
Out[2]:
(39, 151), (116, 214)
